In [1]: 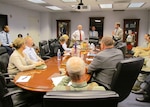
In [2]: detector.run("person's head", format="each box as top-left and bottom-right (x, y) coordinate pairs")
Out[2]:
(114, 22), (120, 29)
(2, 25), (9, 33)
(12, 38), (25, 50)
(91, 26), (96, 31)
(77, 25), (83, 31)
(66, 56), (85, 81)
(100, 36), (114, 51)
(62, 34), (69, 42)
(59, 36), (66, 45)
(146, 34), (150, 42)
(24, 36), (34, 47)
(18, 34), (23, 38)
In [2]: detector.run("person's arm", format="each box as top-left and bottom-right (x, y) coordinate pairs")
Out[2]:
(87, 55), (102, 74)
(11, 55), (36, 71)
(57, 76), (71, 86)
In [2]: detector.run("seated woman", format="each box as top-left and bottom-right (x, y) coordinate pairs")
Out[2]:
(7, 37), (45, 78)
(60, 34), (71, 52)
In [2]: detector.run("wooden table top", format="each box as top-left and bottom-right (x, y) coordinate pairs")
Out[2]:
(14, 53), (92, 92)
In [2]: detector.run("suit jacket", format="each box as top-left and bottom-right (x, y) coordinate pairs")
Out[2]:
(87, 48), (124, 89)
(113, 27), (123, 41)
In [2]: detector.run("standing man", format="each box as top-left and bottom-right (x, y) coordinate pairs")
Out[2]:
(87, 36), (124, 90)
(89, 26), (98, 38)
(71, 24), (85, 45)
(112, 22), (123, 42)
(0, 25), (13, 55)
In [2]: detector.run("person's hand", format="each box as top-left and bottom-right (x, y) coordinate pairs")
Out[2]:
(35, 61), (45, 67)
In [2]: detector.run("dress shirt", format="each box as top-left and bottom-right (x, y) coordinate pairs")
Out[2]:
(0, 31), (12, 46)
(23, 46), (42, 62)
(89, 31), (98, 38)
(71, 30), (85, 41)
(62, 43), (71, 51)
(52, 76), (105, 91)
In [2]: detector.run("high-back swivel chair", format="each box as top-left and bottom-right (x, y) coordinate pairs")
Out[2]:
(110, 57), (144, 102)
(39, 40), (51, 60)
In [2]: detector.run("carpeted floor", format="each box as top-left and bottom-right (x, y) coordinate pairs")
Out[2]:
(118, 93), (150, 107)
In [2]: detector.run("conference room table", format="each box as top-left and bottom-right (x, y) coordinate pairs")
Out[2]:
(13, 49), (96, 92)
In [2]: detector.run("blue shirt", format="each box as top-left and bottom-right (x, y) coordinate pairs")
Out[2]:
(23, 46), (42, 62)
(0, 31), (12, 46)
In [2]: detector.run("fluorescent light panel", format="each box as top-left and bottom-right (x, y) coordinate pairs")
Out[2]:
(62, 0), (77, 2)
(46, 6), (62, 10)
(27, 0), (46, 3)
(99, 4), (112, 8)
(128, 2), (145, 8)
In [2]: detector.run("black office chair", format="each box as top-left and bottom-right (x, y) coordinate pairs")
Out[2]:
(115, 42), (127, 58)
(110, 57), (144, 102)
(39, 40), (51, 60)
(43, 90), (119, 107)
(0, 47), (15, 88)
(89, 36), (99, 46)
(0, 73), (29, 107)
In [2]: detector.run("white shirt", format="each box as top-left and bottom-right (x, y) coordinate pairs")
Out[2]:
(62, 43), (71, 51)
(71, 30), (85, 41)
(23, 46), (42, 62)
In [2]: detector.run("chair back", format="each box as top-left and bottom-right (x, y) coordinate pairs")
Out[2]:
(0, 73), (13, 107)
(115, 42), (127, 58)
(43, 90), (119, 107)
(110, 57), (144, 102)
(0, 47), (9, 74)
(49, 40), (61, 57)
(39, 40), (50, 60)
(89, 36), (99, 46)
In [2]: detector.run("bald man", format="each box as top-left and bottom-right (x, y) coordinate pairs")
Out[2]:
(71, 25), (85, 43)
(52, 56), (105, 91)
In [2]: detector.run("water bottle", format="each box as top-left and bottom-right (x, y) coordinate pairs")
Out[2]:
(57, 49), (61, 60)
(90, 43), (95, 50)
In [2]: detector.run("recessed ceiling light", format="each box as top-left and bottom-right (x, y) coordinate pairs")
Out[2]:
(62, 0), (77, 2)
(46, 6), (62, 10)
(128, 2), (145, 8)
(99, 4), (112, 9)
(27, 0), (46, 3)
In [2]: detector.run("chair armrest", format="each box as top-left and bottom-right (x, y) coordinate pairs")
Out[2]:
(41, 56), (51, 60)
(3, 89), (24, 98)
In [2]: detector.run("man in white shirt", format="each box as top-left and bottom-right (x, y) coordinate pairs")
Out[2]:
(71, 25), (85, 43)
(23, 36), (44, 62)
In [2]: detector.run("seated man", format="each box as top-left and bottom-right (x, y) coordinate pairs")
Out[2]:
(132, 74), (150, 102)
(52, 56), (105, 91)
(0, 25), (14, 55)
(87, 36), (124, 90)
(24, 36), (44, 62)
(133, 34), (150, 57)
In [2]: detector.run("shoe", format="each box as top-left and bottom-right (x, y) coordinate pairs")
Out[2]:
(136, 95), (150, 102)
(132, 89), (146, 94)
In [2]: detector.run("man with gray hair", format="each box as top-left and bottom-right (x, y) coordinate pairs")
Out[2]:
(52, 56), (105, 91)
(87, 36), (124, 90)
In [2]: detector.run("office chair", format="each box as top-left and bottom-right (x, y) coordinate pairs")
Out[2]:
(49, 39), (62, 57)
(0, 73), (29, 107)
(115, 42), (127, 58)
(39, 40), (51, 60)
(43, 90), (119, 107)
(110, 57), (144, 102)
(0, 47), (15, 88)
(89, 36), (99, 46)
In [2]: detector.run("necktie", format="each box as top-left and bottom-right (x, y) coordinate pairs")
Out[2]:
(92, 31), (94, 36)
(6, 33), (9, 44)
(80, 31), (82, 41)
